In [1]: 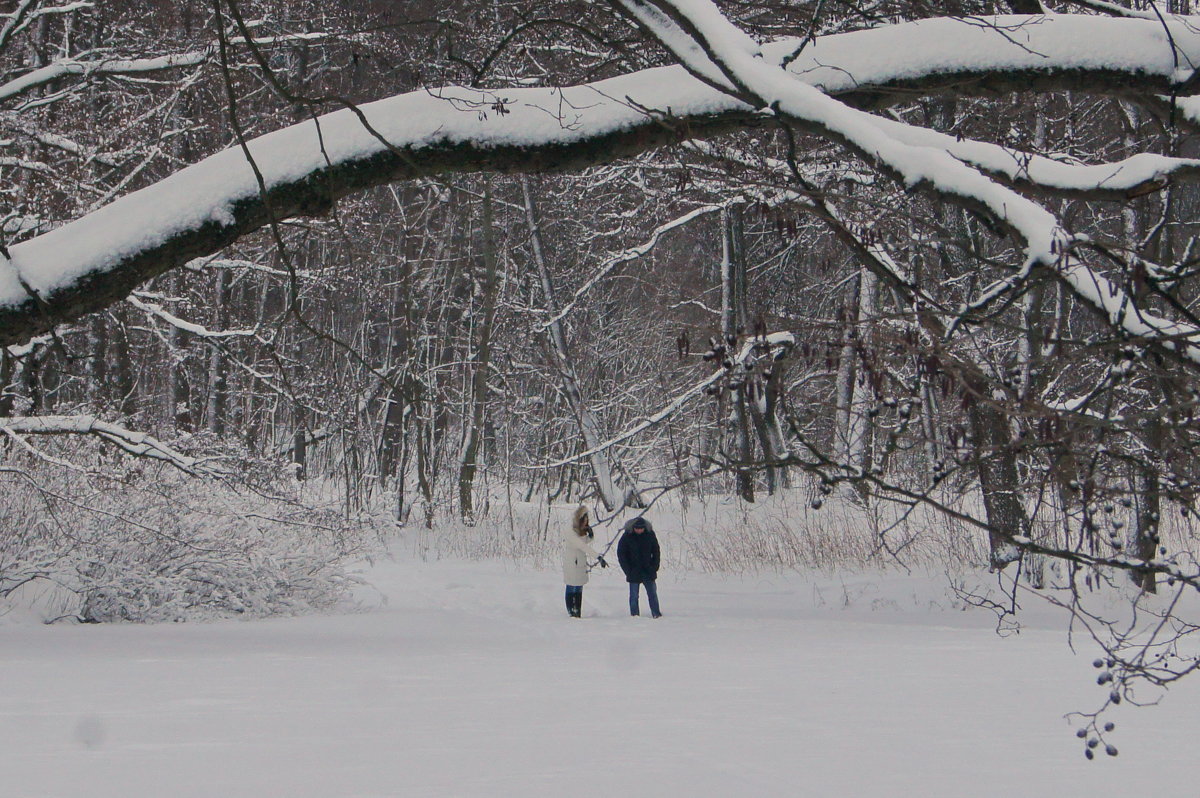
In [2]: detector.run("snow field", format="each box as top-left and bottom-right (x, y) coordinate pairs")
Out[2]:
(2, 554), (1198, 797)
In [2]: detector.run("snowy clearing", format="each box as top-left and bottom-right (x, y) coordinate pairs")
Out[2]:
(3, 552), (1197, 797)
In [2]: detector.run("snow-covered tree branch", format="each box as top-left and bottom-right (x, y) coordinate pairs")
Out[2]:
(6, 13), (1200, 346)
(0, 414), (221, 475)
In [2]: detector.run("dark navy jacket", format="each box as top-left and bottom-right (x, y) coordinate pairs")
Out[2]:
(617, 517), (660, 584)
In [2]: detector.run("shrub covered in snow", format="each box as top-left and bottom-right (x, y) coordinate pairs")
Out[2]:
(0, 440), (383, 623)
(387, 485), (991, 575)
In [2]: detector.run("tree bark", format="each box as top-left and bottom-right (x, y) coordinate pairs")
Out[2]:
(85, 313), (108, 410)
(458, 181), (501, 524)
(967, 394), (1026, 571)
(722, 204), (755, 502)
(205, 267), (231, 436)
(0, 350), (14, 417)
(521, 175), (631, 511)
(834, 269), (875, 501)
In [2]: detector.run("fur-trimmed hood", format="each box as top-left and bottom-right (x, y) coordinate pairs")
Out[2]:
(563, 505), (599, 587)
(572, 505), (594, 538)
(617, 516), (659, 583)
(622, 516), (655, 534)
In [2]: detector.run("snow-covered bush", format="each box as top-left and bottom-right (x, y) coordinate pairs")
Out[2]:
(383, 485), (991, 575)
(672, 490), (986, 573)
(0, 441), (384, 623)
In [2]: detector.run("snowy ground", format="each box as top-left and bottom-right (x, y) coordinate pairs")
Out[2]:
(2, 551), (1198, 797)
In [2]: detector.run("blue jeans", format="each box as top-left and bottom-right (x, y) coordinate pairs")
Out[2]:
(565, 584), (582, 612)
(629, 580), (661, 617)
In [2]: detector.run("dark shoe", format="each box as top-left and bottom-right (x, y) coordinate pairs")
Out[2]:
(652, 613), (663, 618)
(571, 592), (583, 618)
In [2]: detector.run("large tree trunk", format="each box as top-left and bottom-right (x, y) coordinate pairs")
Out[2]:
(379, 234), (417, 497)
(1130, 453), (1161, 594)
(111, 305), (138, 418)
(166, 274), (193, 433)
(416, 410), (435, 528)
(292, 404), (308, 481)
(85, 314), (108, 410)
(722, 204), (755, 502)
(521, 175), (631, 511)
(1129, 409), (1163, 593)
(0, 350), (14, 417)
(1016, 284), (1047, 588)
(379, 381), (406, 483)
(834, 268), (875, 501)
(458, 181), (501, 524)
(834, 277), (858, 458)
(967, 393), (1026, 571)
(747, 364), (790, 494)
(846, 271), (875, 482)
(205, 268), (232, 436)
(22, 345), (42, 414)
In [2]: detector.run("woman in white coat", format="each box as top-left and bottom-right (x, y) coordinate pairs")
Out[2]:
(563, 505), (606, 617)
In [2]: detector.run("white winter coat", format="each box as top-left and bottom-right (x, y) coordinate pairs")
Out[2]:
(562, 526), (600, 587)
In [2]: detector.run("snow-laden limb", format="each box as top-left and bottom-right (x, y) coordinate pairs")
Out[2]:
(3, 329), (58, 358)
(0, 70), (751, 345)
(0, 1), (90, 55)
(618, 0), (1200, 364)
(0, 32), (337, 106)
(767, 14), (1200, 100)
(1063, 0), (1165, 20)
(1170, 95), (1200, 128)
(1041, 395), (1127, 423)
(616, 0), (1065, 258)
(126, 294), (259, 339)
(8, 124), (122, 169)
(183, 256), (310, 279)
(0, 415), (223, 476)
(733, 331), (796, 365)
(0, 51), (210, 105)
(1055, 255), (1200, 362)
(867, 114), (1200, 201)
(6, 14), (1200, 344)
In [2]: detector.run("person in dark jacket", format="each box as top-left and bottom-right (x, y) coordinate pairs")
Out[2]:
(616, 516), (662, 618)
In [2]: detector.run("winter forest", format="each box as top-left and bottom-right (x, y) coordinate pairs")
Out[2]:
(5, 0), (1200, 793)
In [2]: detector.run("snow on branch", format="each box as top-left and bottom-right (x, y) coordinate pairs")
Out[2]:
(541, 367), (727, 469)
(1063, 0), (1164, 19)
(183, 256), (312, 279)
(536, 202), (725, 331)
(734, 331), (796, 365)
(5, 14), (1200, 345)
(615, 0), (1200, 365)
(126, 294), (259, 339)
(0, 32), (337, 106)
(0, 1), (90, 54)
(617, 0), (1063, 258)
(0, 415), (224, 476)
(867, 114), (1200, 201)
(541, 332), (794, 469)
(766, 14), (1200, 99)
